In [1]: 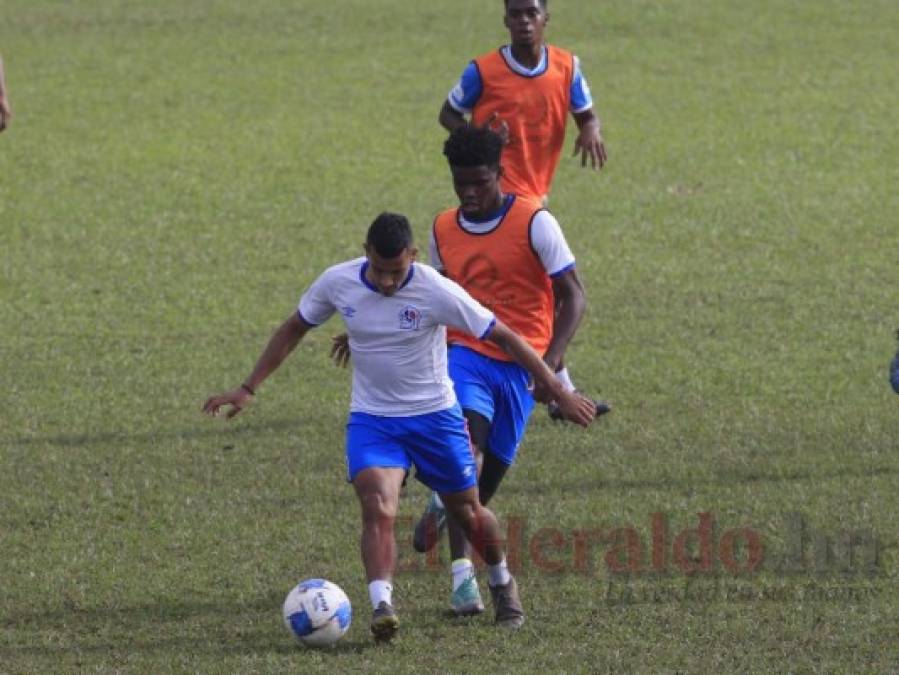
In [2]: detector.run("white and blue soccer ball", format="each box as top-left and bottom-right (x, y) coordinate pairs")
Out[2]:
(282, 578), (352, 647)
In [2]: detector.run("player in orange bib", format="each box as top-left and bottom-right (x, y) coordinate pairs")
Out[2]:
(439, 0), (608, 420)
(414, 125), (601, 616)
(439, 0), (606, 203)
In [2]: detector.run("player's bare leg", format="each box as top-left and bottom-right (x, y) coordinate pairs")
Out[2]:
(440, 486), (525, 629)
(416, 411), (509, 616)
(445, 440), (510, 615)
(445, 447), (486, 616)
(353, 467), (404, 642)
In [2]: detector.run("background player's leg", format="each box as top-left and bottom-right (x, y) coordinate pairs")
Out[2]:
(477, 447), (511, 505)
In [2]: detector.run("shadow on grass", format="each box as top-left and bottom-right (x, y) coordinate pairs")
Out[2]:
(0, 591), (438, 658)
(0, 593), (459, 660)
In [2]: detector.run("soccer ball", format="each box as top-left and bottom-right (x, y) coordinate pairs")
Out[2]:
(282, 578), (352, 647)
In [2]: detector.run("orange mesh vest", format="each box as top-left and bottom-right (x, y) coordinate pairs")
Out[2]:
(472, 45), (574, 201)
(433, 196), (554, 362)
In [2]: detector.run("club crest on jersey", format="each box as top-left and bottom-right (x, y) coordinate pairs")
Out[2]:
(340, 305), (357, 318)
(398, 305), (421, 330)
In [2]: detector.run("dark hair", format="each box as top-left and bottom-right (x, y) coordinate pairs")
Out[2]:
(443, 125), (504, 170)
(366, 212), (413, 258)
(503, 0), (547, 8)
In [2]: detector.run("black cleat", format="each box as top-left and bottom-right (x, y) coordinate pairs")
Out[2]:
(489, 576), (525, 629)
(370, 601), (399, 643)
(548, 395), (612, 422)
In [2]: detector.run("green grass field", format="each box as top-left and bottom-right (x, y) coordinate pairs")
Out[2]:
(1, 1), (897, 672)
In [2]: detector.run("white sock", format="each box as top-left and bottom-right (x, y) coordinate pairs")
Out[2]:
(431, 493), (444, 509)
(487, 557), (511, 587)
(451, 558), (475, 592)
(368, 579), (393, 609)
(555, 367), (576, 392)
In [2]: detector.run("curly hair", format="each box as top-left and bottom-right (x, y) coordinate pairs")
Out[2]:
(504, 0), (547, 8)
(443, 125), (504, 170)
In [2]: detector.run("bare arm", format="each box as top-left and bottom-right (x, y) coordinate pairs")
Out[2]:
(543, 269), (587, 373)
(572, 109), (606, 170)
(486, 320), (595, 427)
(202, 312), (312, 418)
(439, 100), (509, 144)
(439, 100), (468, 133)
(0, 55), (11, 132)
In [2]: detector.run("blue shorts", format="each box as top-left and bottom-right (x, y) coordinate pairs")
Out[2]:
(447, 345), (535, 465)
(345, 404), (477, 495)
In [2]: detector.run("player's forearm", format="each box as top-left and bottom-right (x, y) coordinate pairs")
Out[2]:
(489, 322), (565, 400)
(573, 108), (600, 133)
(439, 101), (467, 132)
(544, 275), (587, 370)
(243, 314), (308, 391)
(545, 299), (585, 364)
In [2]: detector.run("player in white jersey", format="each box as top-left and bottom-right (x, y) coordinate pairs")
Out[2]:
(203, 213), (596, 641)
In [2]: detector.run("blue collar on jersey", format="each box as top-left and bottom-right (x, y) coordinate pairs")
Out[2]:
(359, 260), (415, 294)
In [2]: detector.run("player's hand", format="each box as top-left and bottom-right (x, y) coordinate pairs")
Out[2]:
(202, 388), (253, 419)
(478, 112), (510, 145)
(330, 333), (350, 368)
(573, 127), (607, 170)
(554, 390), (597, 427)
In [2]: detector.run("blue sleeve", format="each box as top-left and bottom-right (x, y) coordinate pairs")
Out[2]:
(570, 56), (593, 113)
(447, 61), (483, 113)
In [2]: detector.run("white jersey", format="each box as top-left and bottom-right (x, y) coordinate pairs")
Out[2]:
(298, 257), (496, 416)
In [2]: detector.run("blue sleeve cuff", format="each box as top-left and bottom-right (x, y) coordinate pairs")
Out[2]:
(549, 262), (576, 278)
(297, 309), (320, 328)
(571, 101), (593, 114)
(479, 317), (497, 340)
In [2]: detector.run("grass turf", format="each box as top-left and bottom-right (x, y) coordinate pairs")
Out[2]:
(1, 0), (897, 672)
